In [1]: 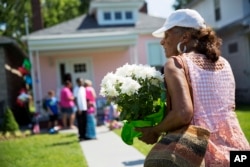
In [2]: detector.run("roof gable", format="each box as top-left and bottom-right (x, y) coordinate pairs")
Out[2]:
(28, 12), (164, 37)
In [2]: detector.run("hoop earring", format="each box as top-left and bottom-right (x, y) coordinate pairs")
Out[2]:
(177, 42), (187, 54)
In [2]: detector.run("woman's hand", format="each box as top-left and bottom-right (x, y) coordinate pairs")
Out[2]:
(135, 127), (161, 145)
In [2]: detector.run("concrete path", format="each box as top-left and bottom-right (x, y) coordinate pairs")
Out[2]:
(60, 126), (145, 167)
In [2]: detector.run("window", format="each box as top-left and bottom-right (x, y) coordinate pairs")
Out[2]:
(115, 12), (122, 20)
(147, 42), (166, 71)
(214, 0), (221, 21)
(125, 11), (133, 20)
(74, 63), (86, 73)
(104, 12), (111, 20)
(100, 10), (134, 25)
(228, 42), (238, 53)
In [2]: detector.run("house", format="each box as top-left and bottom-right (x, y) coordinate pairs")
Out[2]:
(0, 36), (30, 126)
(186, 0), (250, 104)
(23, 0), (166, 113)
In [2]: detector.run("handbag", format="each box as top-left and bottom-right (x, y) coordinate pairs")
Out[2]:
(144, 56), (210, 167)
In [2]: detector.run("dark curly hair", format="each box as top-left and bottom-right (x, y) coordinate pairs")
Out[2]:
(178, 26), (222, 62)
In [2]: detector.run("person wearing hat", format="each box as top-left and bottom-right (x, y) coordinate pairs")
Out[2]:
(135, 9), (250, 166)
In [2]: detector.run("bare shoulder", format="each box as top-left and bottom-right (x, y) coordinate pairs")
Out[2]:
(164, 56), (184, 75)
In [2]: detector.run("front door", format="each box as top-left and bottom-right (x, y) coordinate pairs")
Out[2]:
(57, 58), (93, 87)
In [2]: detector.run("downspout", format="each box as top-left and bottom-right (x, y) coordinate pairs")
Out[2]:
(35, 50), (43, 108)
(25, 14), (38, 112)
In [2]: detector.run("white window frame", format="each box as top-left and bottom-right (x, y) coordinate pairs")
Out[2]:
(98, 9), (136, 25)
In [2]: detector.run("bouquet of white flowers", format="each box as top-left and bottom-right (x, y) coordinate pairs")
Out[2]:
(100, 63), (166, 145)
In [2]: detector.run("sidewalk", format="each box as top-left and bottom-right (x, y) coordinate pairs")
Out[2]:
(60, 126), (145, 167)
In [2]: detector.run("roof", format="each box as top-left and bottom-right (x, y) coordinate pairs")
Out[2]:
(28, 12), (164, 37)
(216, 14), (250, 33)
(0, 36), (18, 45)
(0, 36), (27, 58)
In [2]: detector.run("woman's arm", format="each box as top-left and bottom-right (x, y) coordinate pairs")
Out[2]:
(155, 57), (193, 133)
(136, 57), (193, 144)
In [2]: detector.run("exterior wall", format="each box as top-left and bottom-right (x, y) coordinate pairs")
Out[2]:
(88, 48), (130, 97)
(218, 0), (244, 28)
(243, 0), (250, 15)
(39, 55), (58, 99)
(35, 47), (131, 103)
(0, 43), (28, 125)
(191, 0), (245, 29)
(0, 47), (6, 103)
(137, 34), (162, 64)
(220, 29), (250, 103)
(189, 0), (215, 28)
(0, 47), (6, 123)
(33, 34), (161, 103)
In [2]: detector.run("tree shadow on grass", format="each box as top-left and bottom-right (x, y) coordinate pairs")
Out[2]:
(236, 104), (250, 112)
(46, 140), (77, 147)
(63, 133), (77, 137)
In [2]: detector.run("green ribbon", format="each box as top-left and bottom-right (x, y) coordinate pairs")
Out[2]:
(121, 101), (165, 145)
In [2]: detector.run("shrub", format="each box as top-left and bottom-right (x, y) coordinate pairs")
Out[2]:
(1, 107), (19, 133)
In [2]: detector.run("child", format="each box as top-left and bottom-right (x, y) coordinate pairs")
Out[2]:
(45, 90), (59, 131)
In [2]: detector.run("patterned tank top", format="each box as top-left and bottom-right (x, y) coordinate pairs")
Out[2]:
(183, 52), (250, 167)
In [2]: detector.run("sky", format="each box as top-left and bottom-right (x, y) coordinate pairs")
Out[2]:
(146, 0), (175, 18)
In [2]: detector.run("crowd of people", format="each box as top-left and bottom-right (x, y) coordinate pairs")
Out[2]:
(44, 78), (98, 141)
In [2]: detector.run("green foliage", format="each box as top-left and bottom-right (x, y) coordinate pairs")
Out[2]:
(100, 64), (166, 122)
(42, 0), (83, 28)
(1, 107), (19, 133)
(79, 0), (90, 14)
(117, 77), (165, 121)
(0, 0), (87, 49)
(0, 0), (32, 49)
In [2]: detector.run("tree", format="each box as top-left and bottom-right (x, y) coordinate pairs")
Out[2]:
(0, 0), (32, 49)
(1, 107), (19, 133)
(79, 0), (90, 14)
(0, 0), (87, 48)
(41, 0), (84, 28)
(173, 0), (193, 10)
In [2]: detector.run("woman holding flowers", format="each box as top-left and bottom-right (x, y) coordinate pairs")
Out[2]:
(135, 9), (250, 167)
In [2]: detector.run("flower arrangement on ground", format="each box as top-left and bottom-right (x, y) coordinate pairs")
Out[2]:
(100, 63), (166, 145)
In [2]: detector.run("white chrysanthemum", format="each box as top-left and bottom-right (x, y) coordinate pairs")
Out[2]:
(100, 82), (119, 97)
(100, 72), (121, 97)
(100, 63), (164, 98)
(120, 77), (141, 96)
(116, 63), (136, 77)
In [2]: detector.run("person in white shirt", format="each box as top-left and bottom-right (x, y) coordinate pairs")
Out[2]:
(73, 78), (88, 141)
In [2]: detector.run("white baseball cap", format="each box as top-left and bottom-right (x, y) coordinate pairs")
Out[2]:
(152, 9), (206, 38)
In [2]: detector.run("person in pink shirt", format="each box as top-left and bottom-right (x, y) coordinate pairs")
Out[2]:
(59, 80), (76, 129)
(84, 79), (97, 139)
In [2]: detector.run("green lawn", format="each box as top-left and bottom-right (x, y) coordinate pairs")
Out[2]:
(114, 104), (250, 156)
(0, 133), (87, 167)
(236, 104), (250, 142)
